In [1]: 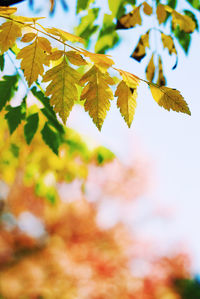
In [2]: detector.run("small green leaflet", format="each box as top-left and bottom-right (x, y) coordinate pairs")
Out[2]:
(41, 123), (61, 154)
(24, 113), (39, 144)
(0, 75), (18, 111)
(76, 0), (95, 13)
(0, 55), (4, 71)
(5, 100), (26, 134)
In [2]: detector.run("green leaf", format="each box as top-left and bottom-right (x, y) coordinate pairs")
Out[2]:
(31, 87), (64, 134)
(167, 0), (177, 9)
(10, 143), (19, 157)
(41, 123), (60, 154)
(95, 14), (120, 54)
(0, 54), (4, 71)
(108, 0), (136, 18)
(173, 26), (191, 54)
(75, 8), (99, 45)
(5, 101), (26, 134)
(24, 113), (39, 144)
(76, 0), (95, 13)
(0, 75), (18, 111)
(185, 0), (200, 10)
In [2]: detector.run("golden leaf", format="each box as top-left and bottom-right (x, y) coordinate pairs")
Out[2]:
(49, 50), (64, 61)
(43, 57), (81, 123)
(161, 33), (177, 55)
(21, 33), (37, 43)
(156, 4), (167, 24)
(11, 15), (45, 23)
(143, 2), (153, 15)
(17, 37), (50, 86)
(0, 20), (22, 53)
(79, 65), (115, 130)
(44, 27), (84, 44)
(116, 6), (142, 29)
(0, 6), (17, 15)
(146, 54), (155, 82)
(115, 80), (137, 127)
(79, 48), (114, 72)
(157, 56), (166, 86)
(37, 36), (52, 53)
(172, 11), (195, 33)
(150, 85), (191, 115)
(115, 68), (139, 88)
(131, 31), (150, 62)
(65, 51), (87, 66)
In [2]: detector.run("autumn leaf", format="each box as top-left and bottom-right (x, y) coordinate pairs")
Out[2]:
(65, 51), (87, 66)
(44, 27), (84, 44)
(0, 6), (17, 15)
(116, 6), (142, 29)
(79, 48), (114, 72)
(156, 4), (167, 24)
(143, 2), (153, 15)
(0, 21), (22, 53)
(17, 36), (50, 86)
(161, 33), (177, 55)
(43, 56), (81, 123)
(21, 32), (37, 43)
(172, 11), (195, 33)
(146, 53), (155, 82)
(79, 65), (115, 130)
(131, 30), (150, 62)
(150, 85), (191, 115)
(115, 80), (137, 127)
(115, 68), (140, 88)
(157, 56), (166, 86)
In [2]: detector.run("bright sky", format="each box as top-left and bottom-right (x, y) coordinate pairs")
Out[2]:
(16, 0), (200, 273)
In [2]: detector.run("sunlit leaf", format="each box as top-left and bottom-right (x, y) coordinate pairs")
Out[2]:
(43, 57), (81, 123)
(143, 2), (153, 15)
(157, 56), (166, 86)
(172, 10), (195, 33)
(131, 30), (149, 62)
(44, 27), (84, 44)
(150, 84), (191, 115)
(0, 21), (22, 53)
(156, 4), (167, 24)
(116, 6), (142, 29)
(17, 36), (50, 86)
(115, 80), (137, 127)
(146, 53), (155, 82)
(76, 0), (95, 13)
(79, 65), (115, 130)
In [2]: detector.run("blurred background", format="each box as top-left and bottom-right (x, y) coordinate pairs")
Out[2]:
(0, 0), (200, 298)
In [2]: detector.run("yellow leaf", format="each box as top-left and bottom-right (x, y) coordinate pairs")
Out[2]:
(11, 15), (45, 23)
(21, 32), (36, 43)
(116, 6), (142, 29)
(156, 4), (167, 24)
(17, 37), (49, 86)
(65, 51), (87, 66)
(115, 80), (137, 127)
(37, 36), (52, 53)
(161, 33), (177, 55)
(146, 53), (155, 82)
(131, 31), (150, 62)
(172, 11), (195, 33)
(44, 27), (84, 44)
(43, 57), (81, 123)
(0, 6), (17, 15)
(79, 65), (115, 130)
(143, 2), (153, 15)
(157, 56), (166, 86)
(150, 85), (191, 115)
(115, 68), (139, 88)
(49, 50), (64, 61)
(79, 48), (114, 72)
(0, 20), (22, 53)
